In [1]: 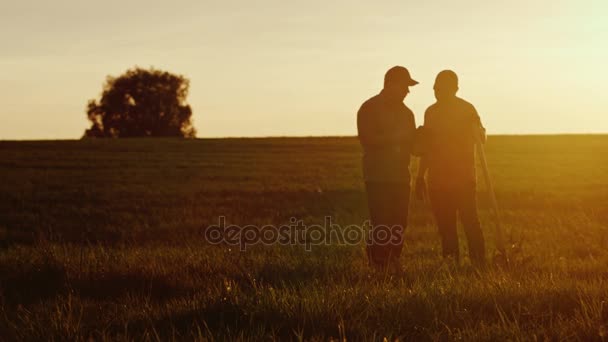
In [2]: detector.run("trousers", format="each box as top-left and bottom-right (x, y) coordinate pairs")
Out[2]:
(364, 181), (410, 268)
(428, 183), (485, 263)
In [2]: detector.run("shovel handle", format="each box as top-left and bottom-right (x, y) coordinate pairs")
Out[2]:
(476, 138), (506, 254)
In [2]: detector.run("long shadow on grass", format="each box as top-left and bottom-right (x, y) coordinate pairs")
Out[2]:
(1, 265), (194, 305)
(70, 272), (192, 301)
(1, 189), (370, 246)
(0, 261), (67, 305)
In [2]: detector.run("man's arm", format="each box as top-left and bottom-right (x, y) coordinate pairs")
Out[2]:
(414, 156), (429, 201)
(401, 107), (417, 153)
(414, 110), (432, 200)
(471, 104), (486, 144)
(417, 156), (428, 180)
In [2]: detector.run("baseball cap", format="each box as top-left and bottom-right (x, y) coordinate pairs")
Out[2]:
(385, 66), (419, 87)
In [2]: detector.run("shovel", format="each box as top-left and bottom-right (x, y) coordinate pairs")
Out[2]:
(476, 136), (508, 262)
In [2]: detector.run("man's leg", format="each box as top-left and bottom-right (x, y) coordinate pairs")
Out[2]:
(365, 182), (393, 268)
(429, 188), (459, 261)
(386, 182), (410, 264)
(458, 184), (486, 264)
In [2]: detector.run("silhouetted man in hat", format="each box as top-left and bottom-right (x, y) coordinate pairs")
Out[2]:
(415, 70), (486, 265)
(357, 66), (418, 269)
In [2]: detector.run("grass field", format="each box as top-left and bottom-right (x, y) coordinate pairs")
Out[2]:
(1, 136), (608, 341)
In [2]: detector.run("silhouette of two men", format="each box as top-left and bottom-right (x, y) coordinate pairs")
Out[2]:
(357, 67), (486, 269)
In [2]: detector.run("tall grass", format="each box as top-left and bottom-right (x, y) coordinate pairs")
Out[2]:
(1, 136), (607, 340)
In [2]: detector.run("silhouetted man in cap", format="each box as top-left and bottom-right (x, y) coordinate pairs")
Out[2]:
(415, 70), (486, 265)
(357, 66), (418, 269)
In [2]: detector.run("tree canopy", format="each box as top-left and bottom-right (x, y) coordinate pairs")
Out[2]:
(84, 67), (196, 138)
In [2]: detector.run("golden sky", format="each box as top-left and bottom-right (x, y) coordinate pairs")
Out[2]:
(1, 0), (607, 139)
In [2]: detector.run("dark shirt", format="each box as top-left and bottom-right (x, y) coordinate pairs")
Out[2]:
(423, 96), (484, 188)
(357, 90), (416, 183)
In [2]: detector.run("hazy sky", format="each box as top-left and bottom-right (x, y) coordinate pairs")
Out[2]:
(1, 0), (607, 139)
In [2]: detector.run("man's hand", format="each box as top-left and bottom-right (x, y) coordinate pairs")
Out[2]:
(479, 126), (487, 144)
(415, 177), (427, 201)
(411, 125), (428, 157)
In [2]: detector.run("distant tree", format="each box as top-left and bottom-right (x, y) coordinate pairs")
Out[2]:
(84, 67), (196, 138)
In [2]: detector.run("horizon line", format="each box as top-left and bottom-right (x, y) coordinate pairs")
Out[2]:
(2, 132), (608, 142)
